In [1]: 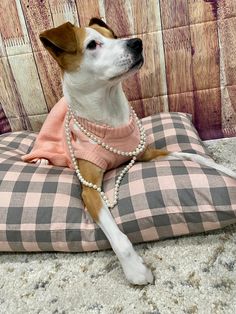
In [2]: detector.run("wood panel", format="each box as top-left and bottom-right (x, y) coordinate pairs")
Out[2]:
(190, 21), (220, 90)
(218, 17), (236, 87)
(122, 71), (143, 109)
(8, 54), (48, 115)
(188, 0), (217, 23)
(75, 0), (100, 27)
(0, 0), (23, 39)
(160, 0), (189, 30)
(34, 51), (62, 110)
(104, 0), (133, 37)
(0, 0), (236, 139)
(49, 0), (79, 27)
(168, 92), (195, 118)
(221, 85), (236, 136)
(0, 34), (6, 58)
(163, 26), (193, 95)
(20, 0), (53, 52)
(132, 0), (161, 34)
(21, 0), (59, 110)
(193, 88), (223, 140)
(219, 0), (236, 19)
(0, 57), (32, 131)
(130, 97), (165, 119)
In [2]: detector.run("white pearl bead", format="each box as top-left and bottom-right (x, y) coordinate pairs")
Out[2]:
(65, 106), (146, 209)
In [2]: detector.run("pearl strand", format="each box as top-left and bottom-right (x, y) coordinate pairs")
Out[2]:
(65, 107), (146, 209)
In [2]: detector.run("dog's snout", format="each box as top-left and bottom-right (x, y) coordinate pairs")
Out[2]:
(127, 38), (143, 54)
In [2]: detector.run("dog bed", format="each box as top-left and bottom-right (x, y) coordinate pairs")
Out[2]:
(0, 112), (235, 252)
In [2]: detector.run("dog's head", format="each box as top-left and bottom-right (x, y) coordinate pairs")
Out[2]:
(39, 18), (143, 86)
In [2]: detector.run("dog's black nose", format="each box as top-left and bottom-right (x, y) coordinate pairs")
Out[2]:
(127, 38), (143, 53)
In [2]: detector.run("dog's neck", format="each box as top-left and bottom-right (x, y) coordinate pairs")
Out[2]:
(63, 75), (130, 128)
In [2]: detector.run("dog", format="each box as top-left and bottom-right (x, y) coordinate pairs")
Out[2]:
(22, 18), (236, 285)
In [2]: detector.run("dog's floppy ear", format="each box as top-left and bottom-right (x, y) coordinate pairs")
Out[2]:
(89, 18), (117, 39)
(39, 22), (77, 58)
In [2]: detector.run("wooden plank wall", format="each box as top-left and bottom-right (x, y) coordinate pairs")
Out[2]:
(0, 0), (236, 139)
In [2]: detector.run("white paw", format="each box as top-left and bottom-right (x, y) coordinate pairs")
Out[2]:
(119, 245), (154, 285)
(123, 255), (154, 285)
(35, 158), (49, 166)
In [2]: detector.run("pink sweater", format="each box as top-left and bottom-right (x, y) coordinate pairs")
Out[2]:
(22, 97), (143, 171)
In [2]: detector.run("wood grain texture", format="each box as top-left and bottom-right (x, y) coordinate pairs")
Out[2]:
(0, 57), (32, 131)
(160, 0), (189, 29)
(218, 17), (236, 87)
(0, 0), (23, 39)
(8, 54), (48, 115)
(130, 97), (165, 119)
(163, 26), (193, 95)
(132, 0), (161, 34)
(75, 0), (100, 26)
(0, 34), (6, 58)
(190, 21), (220, 90)
(191, 21), (221, 138)
(0, 0), (236, 139)
(140, 32), (165, 99)
(104, 0), (133, 37)
(188, 0), (217, 23)
(168, 92), (195, 118)
(34, 51), (62, 110)
(194, 88), (223, 140)
(221, 85), (236, 136)
(49, 0), (79, 27)
(218, 0), (236, 20)
(21, 0), (53, 52)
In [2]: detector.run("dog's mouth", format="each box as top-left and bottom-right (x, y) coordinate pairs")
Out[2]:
(109, 55), (144, 81)
(129, 56), (144, 70)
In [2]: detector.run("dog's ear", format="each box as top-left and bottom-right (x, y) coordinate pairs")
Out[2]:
(89, 18), (117, 39)
(39, 22), (77, 58)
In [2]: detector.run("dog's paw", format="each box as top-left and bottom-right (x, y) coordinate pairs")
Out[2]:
(34, 158), (49, 166)
(121, 250), (154, 285)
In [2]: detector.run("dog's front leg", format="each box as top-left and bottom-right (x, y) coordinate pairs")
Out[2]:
(137, 147), (170, 162)
(78, 160), (154, 285)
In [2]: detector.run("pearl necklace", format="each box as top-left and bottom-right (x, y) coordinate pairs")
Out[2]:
(65, 105), (146, 209)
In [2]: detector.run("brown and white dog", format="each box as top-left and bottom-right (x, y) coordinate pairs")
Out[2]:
(34, 18), (236, 285)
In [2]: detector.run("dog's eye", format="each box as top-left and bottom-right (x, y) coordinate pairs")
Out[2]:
(86, 40), (97, 50)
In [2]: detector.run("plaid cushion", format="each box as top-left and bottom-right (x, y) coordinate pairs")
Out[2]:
(0, 113), (235, 252)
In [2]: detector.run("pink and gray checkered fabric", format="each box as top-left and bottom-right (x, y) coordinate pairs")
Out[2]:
(0, 113), (236, 252)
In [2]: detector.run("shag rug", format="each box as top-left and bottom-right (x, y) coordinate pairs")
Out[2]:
(0, 138), (236, 314)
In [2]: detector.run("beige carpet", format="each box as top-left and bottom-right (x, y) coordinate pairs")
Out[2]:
(0, 138), (236, 314)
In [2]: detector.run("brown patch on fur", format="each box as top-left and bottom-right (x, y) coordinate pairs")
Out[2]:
(89, 17), (117, 39)
(78, 160), (104, 222)
(138, 147), (170, 162)
(39, 22), (86, 71)
(39, 19), (115, 71)
(90, 24), (116, 39)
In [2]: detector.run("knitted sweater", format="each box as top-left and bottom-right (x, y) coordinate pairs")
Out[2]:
(22, 97), (143, 171)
